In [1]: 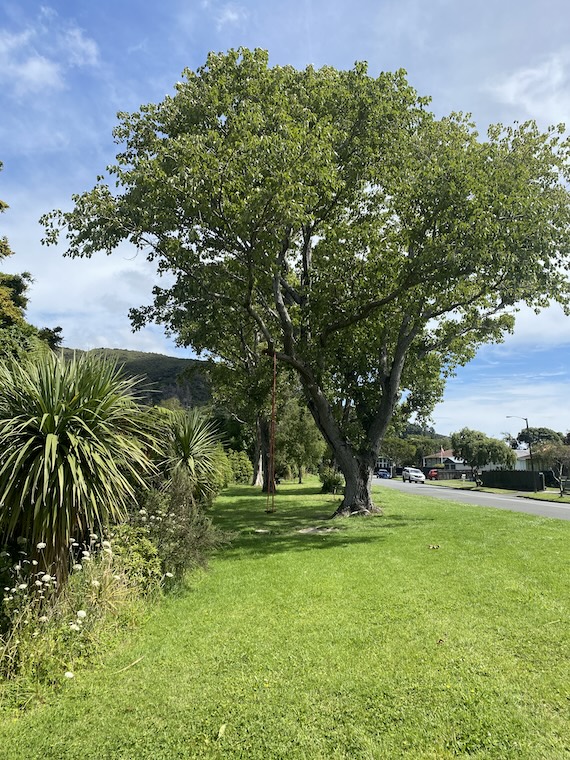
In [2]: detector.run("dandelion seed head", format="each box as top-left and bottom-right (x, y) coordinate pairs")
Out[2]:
(76, 610), (87, 619)
(64, 671), (74, 679)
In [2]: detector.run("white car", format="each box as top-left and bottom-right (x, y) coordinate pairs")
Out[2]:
(402, 467), (426, 483)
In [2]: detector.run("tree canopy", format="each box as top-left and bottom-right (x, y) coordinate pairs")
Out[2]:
(451, 428), (516, 475)
(517, 426), (563, 447)
(42, 49), (570, 513)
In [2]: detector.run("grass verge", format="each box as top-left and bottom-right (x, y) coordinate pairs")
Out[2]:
(0, 480), (568, 759)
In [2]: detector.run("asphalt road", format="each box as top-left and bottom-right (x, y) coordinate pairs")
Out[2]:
(373, 476), (570, 521)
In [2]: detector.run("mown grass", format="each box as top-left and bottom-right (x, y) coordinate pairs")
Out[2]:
(0, 479), (568, 759)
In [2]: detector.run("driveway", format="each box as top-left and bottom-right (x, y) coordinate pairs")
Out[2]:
(373, 477), (570, 521)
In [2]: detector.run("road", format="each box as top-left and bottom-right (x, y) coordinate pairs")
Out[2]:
(373, 476), (570, 521)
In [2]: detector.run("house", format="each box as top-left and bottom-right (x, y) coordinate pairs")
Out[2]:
(424, 447), (533, 472)
(423, 449), (464, 470)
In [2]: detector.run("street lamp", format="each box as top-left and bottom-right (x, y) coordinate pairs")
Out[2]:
(506, 415), (536, 492)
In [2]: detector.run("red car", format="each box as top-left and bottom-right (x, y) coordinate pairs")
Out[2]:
(427, 469), (439, 480)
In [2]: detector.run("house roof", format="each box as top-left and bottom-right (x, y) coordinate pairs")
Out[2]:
(425, 449), (464, 464)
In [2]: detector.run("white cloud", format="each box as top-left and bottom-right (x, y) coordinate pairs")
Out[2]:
(489, 50), (570, 125)
(62, 28), (99, 68)
(0, 10), (99, 97)
(216, 3), (248, 29)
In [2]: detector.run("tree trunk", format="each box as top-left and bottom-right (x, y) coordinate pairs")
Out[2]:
(332, 455), (382, 517)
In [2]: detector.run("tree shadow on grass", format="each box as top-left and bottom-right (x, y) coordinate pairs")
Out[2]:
(210, 482), (433, 561)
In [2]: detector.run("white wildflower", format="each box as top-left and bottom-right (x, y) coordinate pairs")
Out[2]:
(31, 560), (38, 566)
(91, 580), (100, 588)
(41, 574), (52, 583)
(36, 542), (47, 550)
(81, 550), (90, 557)
(76, 610), (87, 619)
(102, 541), (111, 549)
(73, 564), (83, 571)
(18, 583), (27, 590)
(64, 671), (74, 679)
(69, 623), (81, 632)
(39, 615), (48, 622)
(165, 572), (174, 578)
(89, 533), (98, 540)
(35, 580), (43, 587)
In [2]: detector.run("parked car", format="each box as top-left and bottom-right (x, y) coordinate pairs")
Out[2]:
(427, 469), (439, 480)
(402, 467), (426, 483)
(375, 468), (391, 478)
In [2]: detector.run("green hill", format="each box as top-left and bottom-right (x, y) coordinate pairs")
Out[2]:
(63, 348), (210, 408)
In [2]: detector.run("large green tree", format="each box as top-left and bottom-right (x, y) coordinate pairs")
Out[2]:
(42, 49), (570, 515)
(451, 428), (516, 478)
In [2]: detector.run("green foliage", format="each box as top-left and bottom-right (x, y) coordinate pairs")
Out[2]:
(227, 449), (254, 484)
(109, 524), (163, 593)
(533, 441), (570, 495)
(0, 352), (162, 576)
(133, 472), (230, 581)
(451, 427), (517, 473)
(1, 540), (144, 685)
(42, 49), (570, 510)
(276, 392), (326, 482)
(319, 466), (344, 494)
(517, 426), (563, 447)
(380, 436), (417, 466)
(162, 407), (226, 503)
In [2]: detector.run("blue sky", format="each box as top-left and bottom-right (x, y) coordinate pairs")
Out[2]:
(1, 0), (570, 439)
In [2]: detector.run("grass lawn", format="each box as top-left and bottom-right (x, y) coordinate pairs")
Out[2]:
(0, 480), (568, 759)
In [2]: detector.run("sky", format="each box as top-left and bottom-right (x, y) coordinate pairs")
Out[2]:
(1, 0), (570, 440)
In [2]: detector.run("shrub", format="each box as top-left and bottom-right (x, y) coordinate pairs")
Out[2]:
(0, 351), (163, 578)
(133, 471), (230, 581)
(1, 537), (143, 686)
(109, 524), (163, 594)
(319, 466), (345, 494)
(227, 450), (254, 484)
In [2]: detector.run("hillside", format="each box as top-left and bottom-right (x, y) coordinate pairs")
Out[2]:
(63, 347), (210, 408)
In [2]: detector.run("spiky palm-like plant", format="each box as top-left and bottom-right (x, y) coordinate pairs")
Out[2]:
(164, 408), (225, 502)
(0, 351), (163, 577)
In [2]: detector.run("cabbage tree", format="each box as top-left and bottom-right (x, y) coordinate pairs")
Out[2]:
(0, 352), (162, 576)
